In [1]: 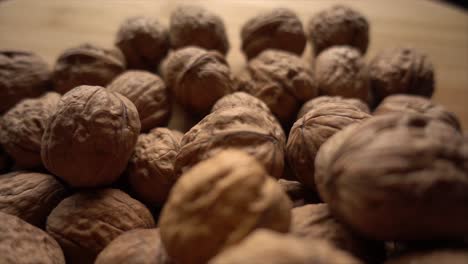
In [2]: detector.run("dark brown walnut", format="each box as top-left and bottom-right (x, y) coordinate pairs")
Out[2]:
(160, 150), (292, 264)
(315, 46), (370, 102)
(308, 5), (369, 56)
(236, 49), (317, 126)
(175, 106), (286, 178)
(277, 179), (318, 207)
(241, 8), (306, 60)
(298, 95), (370, 119)
(41, 85), (140, 187)
(0, 92), (60, 168)
(115, 16), (170, 71)
(0, 51), (51, 113)
(369, 47), (434, 105)
(315, 113), (468, 241)
(0, 212), (65, 264)
(286, 102), (370, 192)
(385, 249), (468, 264)
(108, 70), (171, 132)
(52, 43), (126, 94)
(0, 171), (67, 228)
(46, 188), (155, 264)
(209, 230), (363, 264)
(211, 91), (271, 114)
(128, 128), (183, 206)
(170, 5), (229, 55)
(95, 229), (173, 264)
(162, 46), (232, 114)
(291, 204), (385, 263)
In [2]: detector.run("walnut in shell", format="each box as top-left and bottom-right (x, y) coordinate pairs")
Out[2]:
(385, 249), (468, 264)
(241, 8), (306, 60)
(160, 150), (292, 264)
(298, 95), (370, 119)
(211, 91), (271, 114)
(46, 188), (155, 264)
(107, 70), (171, 132)
(41, 85), (140, 187)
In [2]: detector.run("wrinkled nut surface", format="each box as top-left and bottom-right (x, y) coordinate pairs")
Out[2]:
(308, 5), (369, 56)
(211, 91), (271, 114)
(209, 230), (363, 264)
(170, 5), (229, 55)
(108, 70), (171, 132)
(315, 114), (468, 240)
(0, 51), (51, 113)
(315, 46), (369, 102)
(277, 179), (318, 207)
(298, 95), (370, 119)
(286, 102), (370, 191)
(53, 44), (126, 94)
(160, 150), (292, 264)
(385, 249), (468, 264)
(41, 85), (140, 187)
(128, 128), (183, 206)
(0, 212), (65, 264)
(162, 47), (232, 114)
(0, 92), (60, 168)
(115, 16), (170, 71)
(236, 50), (317, 125)
(95, 229), (173, 264)
(175, 106), (286, 178)
(241, 8), (306, 60)
(46, 188), (155, 264)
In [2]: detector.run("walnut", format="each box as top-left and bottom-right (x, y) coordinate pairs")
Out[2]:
(128, 128), (183, 206)
(0, 51), (51, 113)
(175, 106), (286, 178)
(385, 249), (468, 264)
(169, 5), (229, 55)
(298, 96), (369, 119)
(160, 150), (292, 264)
(314, 46), (369, 102)
(107, 70), (171, 132)
(277, 179), (318, 207)
(0, 212), (65, 264)
(315, 113), (468, 240)
(308, 5), (369, 56)
(0, 92), (60, 168)
(115, 16), (170, 71)
(52, 44), (126, 94)
(286, 102), (370, 192)
(241, 8), (306, 60)
(211, 91), (271, 114)
(46, 188), (155, 264)
(41, 85), (140, 187)
(209, 230), (363, 264)
(162, 47), (232, 114)
(235, 49), (317, 126)
(95, 229), (173, 264)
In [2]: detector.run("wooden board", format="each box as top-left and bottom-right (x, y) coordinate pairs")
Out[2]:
(0, 0), (467, 130)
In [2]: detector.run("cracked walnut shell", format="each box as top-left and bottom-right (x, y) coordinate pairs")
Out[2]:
(298, 96), (369, 119)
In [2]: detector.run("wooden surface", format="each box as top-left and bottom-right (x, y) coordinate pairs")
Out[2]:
(0, 0), (467, 130)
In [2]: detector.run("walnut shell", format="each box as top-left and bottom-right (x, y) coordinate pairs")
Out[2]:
(308, 5), (369, 56)
(108, 70), (171, 132)
(162, 46), (232, 114)
(385, 249), (468, 264)
(52, 44), (126, 94)
(41, 85), (140, 187)
(241, 8), (306, 60)
(95, 229), (173, 264)
(46, 188), (155, 264)
(160, 150), (292, 264)
(211, 91), (271, 114)
(115, 16), (170, 71)
(169, 5), (229, 55)
(0, 92), (60, 168)
(128, 128), (183, 206)
(277, 179), (318, 207)
(175, 106), (286, 178)
(298, 96), (370, 119)
(0, 212), (65, 264)
(0, 51), (51, 113)
(315, 113), (468, 240)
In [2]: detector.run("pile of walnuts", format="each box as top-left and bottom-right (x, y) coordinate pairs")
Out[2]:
(0, 4), (467, 264)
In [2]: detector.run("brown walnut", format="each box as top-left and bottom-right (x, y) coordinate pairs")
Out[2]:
(385, 249), (468, 264)
(298, 95), (369, 119)
(211, 91), (271, 114)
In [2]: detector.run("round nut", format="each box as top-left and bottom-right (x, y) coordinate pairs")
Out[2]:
(0, 51), (51, 113)
(108, 70), (171, 132)
(241, 8), (306, 60)
(46, 188), (155, 264)
(115, 16), (170, 71)
(0, 92), (60, 168)
(385, 249), (468, 264)
(211, 92), (271, 114)
(41, 85), (141, 187)
(52, 44), (126, 94)
(160, 150), (292, 264)
(298, 95), (370, 119)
